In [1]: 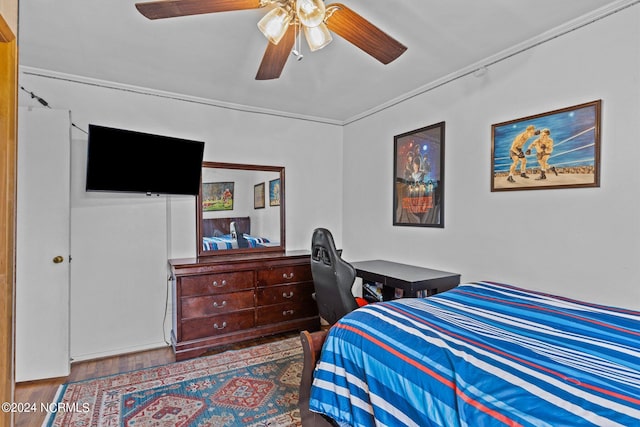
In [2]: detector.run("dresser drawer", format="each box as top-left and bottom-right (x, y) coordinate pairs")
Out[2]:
(256, 299), (318, 326)
(181, 290), (255, 319)
(180, 271), (254, 296)
(180, 310), (255, 341)
(257, 282), (315, 305)
(257, 265), (312, 286)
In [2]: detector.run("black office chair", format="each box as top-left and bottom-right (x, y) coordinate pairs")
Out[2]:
(310, 228), (361, 326)
(230, 221), (249, 248)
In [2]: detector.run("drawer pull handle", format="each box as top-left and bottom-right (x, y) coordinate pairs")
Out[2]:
(213, 301), (227, 308)
(282, 272), (295, 280)
(213, 321), (227, 330)
(282, 291), (294, 299)
(212, 279), (227, 287)
(282, 309), (294, 316)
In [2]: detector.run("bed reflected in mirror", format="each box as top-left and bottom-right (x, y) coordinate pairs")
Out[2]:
(197, 162), (285, 257)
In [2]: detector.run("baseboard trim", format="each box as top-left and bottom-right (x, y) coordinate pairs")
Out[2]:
(70, 342), (171, 363)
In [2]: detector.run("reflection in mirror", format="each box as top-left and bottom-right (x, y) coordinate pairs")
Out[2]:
(197, 162), (285, 257)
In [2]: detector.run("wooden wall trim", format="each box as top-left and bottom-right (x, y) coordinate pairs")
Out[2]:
(0, 21), (17, 427)
(0, 13), (15, 43)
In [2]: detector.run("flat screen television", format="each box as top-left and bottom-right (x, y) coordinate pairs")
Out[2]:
(86, 124), (205, 196)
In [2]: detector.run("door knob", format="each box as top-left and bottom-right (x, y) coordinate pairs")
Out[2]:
(52, 255), (64, 264)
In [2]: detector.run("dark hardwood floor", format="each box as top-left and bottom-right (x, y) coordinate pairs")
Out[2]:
(14, 332), (299, 426)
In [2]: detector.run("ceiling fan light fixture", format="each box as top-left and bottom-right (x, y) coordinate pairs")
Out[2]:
(303, 22), (332, 51)
(295, 0), (325, 27)
(257, 6), (292, 44)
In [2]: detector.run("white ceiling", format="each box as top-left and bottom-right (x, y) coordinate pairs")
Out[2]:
(18, 0), (628, 124)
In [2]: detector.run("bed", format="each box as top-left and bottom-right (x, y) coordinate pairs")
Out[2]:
(201, 216), (271, 251)
(304, 281), (640, 426)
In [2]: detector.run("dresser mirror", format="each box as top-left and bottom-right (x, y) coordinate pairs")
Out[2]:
(197, 161), (285, 257)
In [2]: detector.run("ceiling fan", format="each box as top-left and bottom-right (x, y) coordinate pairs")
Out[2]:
(135, 0), (407, 80)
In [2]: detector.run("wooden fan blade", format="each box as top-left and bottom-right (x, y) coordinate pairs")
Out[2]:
(136, 0), (264, 20)
(325, 3), (407, 64)
(255, 25), (296, 80)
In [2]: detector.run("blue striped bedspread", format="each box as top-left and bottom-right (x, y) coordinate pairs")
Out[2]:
(202, 234), (270, 250)
(309, 281), (640, 426)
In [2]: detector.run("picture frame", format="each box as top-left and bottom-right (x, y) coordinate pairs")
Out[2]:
(491, 100), (601, 192)
(269, 178), (281, 206)
(254, 182), (265, 209)
(393, 122), (445, 228)
(202, 182), (234, 211)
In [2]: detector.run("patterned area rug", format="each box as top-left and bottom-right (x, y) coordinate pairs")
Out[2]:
(43, 337), (303, 427)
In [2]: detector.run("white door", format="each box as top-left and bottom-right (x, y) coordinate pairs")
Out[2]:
(15, 107), (71, 381)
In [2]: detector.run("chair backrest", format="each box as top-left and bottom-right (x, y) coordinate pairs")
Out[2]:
(230, 221), (249, 248)
(310, 228), (358, 325)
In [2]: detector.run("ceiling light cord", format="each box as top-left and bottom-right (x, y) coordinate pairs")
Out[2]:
(20, 85), (49, 107)
(19, 86), (88, 134)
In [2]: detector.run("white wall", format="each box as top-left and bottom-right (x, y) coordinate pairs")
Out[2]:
(17, 3), (640, 364)
(342, 5), (640, 310)
(18, 75), (343, 360)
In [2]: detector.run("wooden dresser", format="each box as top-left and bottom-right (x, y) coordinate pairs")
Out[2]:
(169, 251), (320, 360)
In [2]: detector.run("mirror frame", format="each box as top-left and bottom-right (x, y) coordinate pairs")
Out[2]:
(197, 161), (285, 257)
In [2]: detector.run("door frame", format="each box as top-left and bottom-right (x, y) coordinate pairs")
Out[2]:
(0, 12), (17, 427)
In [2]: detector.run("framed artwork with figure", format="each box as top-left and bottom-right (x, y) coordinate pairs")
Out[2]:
(393, 122), (445, 228)
(491, 100), (601, 192)
(202, 182), (234, 211)
(269, 178), (281, 206)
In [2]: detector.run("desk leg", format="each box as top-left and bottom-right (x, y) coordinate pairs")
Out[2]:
(403, 289), (418, 298)
(382, 286), (396, 301)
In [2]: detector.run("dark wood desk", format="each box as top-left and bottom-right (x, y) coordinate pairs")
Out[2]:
(351, 260), (460, 301)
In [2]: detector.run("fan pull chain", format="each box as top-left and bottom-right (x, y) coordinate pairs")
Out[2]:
(291, 19), (304, 61)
